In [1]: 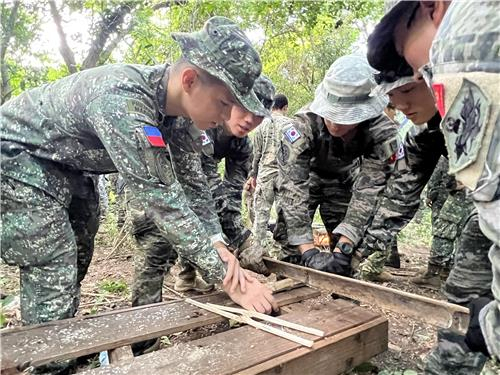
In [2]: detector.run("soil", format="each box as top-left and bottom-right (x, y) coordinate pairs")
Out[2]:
(0, 226), (482, 374)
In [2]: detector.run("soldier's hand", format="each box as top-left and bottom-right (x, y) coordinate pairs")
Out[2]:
(224, 276), (278, 314)
(236, 236), (270, 276)
(244, 177), (256, 193)
(216, 245), (253, 293)
(301, 248), (352, 276)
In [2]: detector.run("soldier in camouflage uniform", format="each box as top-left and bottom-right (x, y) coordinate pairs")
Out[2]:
(172, 75), (275, 293)
(274, 54), (399, 276)
(1, 16), (278, 372)
(369, 0), (499, 372)
(411, 157), (474, 289)
(248, 94), (290, 247)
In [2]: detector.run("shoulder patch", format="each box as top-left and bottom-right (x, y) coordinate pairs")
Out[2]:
(284, 126), (301, 143)
(143, 125), (166, 148)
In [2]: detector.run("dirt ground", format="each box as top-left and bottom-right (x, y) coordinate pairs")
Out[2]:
(0, 219), (496, 374)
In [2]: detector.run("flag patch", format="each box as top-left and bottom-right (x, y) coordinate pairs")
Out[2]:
(143, 126), (166, 147)
(200, 131), (211, 146)
(284, 126), (301, 143)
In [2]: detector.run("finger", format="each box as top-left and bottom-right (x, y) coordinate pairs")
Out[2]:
(244, 271), (255, 283)
(253, 300), (267, 314)
(239, 268), (247, 293)
(264, 289), (278, 311)
(224, 256), (235, 287)
(230, 262), (241, 293)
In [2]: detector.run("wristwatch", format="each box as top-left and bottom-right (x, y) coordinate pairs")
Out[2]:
(337, 242), (354, 256)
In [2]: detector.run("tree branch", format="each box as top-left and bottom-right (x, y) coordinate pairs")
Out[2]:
(1, 0), (20, 103)
(48, 1), (77, 74)
(81, 2), (136, 70)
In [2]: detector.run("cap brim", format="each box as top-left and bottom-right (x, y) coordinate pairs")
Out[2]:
(310, 94), (388, 125)
(172, 32), (270, 117)
(371, 76), (415, 96)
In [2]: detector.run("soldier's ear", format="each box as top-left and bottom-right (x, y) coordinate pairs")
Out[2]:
(180, 68), (199, 93)
(419, 1), (449, 28)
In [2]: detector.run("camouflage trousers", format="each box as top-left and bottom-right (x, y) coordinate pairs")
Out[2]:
(1, 174), (99, 373)
(252, 173), (278, 245)
(429, 190), (472, 268)
(443, 210), (493, 304)
(274, 173), (352, 257)
(213, 186), (249, 249)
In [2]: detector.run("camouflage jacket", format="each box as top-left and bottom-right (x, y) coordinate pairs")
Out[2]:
(0, 63), (226, 283)
(201, 126), (252, 226)
(277, 105), (398, 245)
(250, 113), (291, 180)
(362, 113), (447, 254)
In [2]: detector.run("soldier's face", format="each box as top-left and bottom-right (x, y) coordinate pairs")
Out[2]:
(323, 119), (358, 138)
(388, 79), (437, 125)
(224, 105), (264, 138)
(393, 1), (449, 72)
(181, 70), (235, 130)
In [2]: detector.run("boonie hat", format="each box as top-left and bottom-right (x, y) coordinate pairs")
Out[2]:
(172, 16), (270, 117)
(310, 54), (388, 124)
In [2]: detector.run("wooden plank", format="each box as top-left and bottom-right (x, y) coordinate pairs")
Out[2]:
(1, 287), (319, 372)
(264, 257), (470, 331)
(81, 299), (387, 375)
(108, 346), (134, 364)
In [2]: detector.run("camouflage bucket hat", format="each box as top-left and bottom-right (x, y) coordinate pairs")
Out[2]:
(253, 74), (275, 112)
(172, 16), (270, 117)
(310, 54), (388, 125)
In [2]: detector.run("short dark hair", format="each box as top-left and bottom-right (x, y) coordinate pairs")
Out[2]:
(273, 94), (288, 110)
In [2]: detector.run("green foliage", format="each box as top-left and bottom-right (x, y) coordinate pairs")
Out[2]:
(98, 279), (128, 295)
(398, 207), (432, 249)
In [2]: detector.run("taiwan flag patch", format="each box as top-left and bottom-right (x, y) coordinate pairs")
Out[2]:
(284, 126), (301, 143)
(143, 126), (166, 147)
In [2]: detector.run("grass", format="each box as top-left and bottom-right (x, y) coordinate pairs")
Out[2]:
(398, 206), (432, 249)
(98, 279), (129, 295)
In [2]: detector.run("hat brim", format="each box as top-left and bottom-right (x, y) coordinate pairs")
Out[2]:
(371, 76), (415, 96)
(172, 32), (270, 117)
(310, 94), (388, 125)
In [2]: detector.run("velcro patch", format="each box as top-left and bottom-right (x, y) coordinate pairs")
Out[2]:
(284, 126), (301, 143)
(200, 131), (212, 146)
(143, 126), (166, 147)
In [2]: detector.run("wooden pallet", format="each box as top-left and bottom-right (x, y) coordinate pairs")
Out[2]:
(1, 287), (388, 374)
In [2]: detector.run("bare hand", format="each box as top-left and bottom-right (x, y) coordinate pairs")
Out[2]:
(224, 277), (278, 314)
(216, 245), (253, 293)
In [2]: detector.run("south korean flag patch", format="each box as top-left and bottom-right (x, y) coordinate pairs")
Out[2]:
(200, 131), (212, 146)
(284, 126), (301, 143)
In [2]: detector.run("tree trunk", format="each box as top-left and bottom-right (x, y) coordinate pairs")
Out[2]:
(48, 1), (77, 74)
(1, 1), (20, 104)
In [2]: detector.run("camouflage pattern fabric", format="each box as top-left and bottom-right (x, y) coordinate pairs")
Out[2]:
(98, 175), (109, 220)
(426, 157), (453, 216)
(444, 211), (493, 305)
(431, 0), (500, 361)
(172, 16), (268, 117)
(358, 114), (446, 278)
(429, 189), (472, 268)
(201, 126), (253, 248)
(274, 105), (397, 252)
(250, 113), (291, 244)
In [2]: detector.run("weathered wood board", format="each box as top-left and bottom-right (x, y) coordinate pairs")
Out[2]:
(81, 299), (388, 375)
(1, 287), (319, 372)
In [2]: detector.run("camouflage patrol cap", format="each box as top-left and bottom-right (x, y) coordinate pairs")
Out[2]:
(172, 16), (270, 117)
(253, 74), (275, 112)
(310, 54), (388, 125)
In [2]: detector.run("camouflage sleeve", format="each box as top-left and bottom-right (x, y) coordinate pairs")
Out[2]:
(250, 126), (263, 178)
(202, 137), (253, 246)
(277, 119), (314, 245)
(85, 94), (225, 283)
(167, 119), (222, 237)
(362, 123), (446, 254)
(333, 117), (398, 244)
(426, 156), (449, 202)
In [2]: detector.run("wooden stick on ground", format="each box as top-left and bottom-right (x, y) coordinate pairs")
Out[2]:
(206, 303), (325, 337)
(185, 298), (315, 347)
